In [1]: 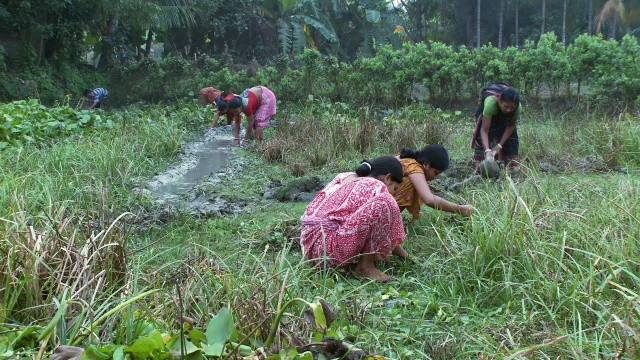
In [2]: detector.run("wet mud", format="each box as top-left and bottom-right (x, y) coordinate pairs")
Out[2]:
(134, 126), (247, 221)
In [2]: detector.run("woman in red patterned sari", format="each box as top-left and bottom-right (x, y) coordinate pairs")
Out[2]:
(300, 156), (407, 282)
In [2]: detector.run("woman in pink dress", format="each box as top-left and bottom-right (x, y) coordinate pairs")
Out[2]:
(227, 86), (277, 145)
(300, 156), (408, 282)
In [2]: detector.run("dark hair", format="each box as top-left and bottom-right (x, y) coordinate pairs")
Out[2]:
(228, 96), (242, 109)
(83, 89), (91, 96)
(216, 100), (229, 112)
(500, 87), (520, 106)
(355, 156), (403, 183)
(399, 144), (450, 171)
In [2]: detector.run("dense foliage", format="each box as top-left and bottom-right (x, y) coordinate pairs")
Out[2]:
(2, 33), (639, 108)
(105, 34), (640, 108)
(0, 99), (114, 149)
(2, 0), (639, 65)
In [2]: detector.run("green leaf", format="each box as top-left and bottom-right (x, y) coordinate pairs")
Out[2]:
(148, 330), (164, 350)
(188, 330), (206, 345)
(278, 20), (293, 54)
(169, 340), (200, 357)
(282, 0), (298, 12)
(79, 345), (110, 360)
(202, 343), (224, 357)
(296, 15), (337, 43)
(205, 308), (234, 347)
(112, 346), (125, 360)
(0, 349), (15, 359)
(0, 335), (14, 359)
(124, 337), (156, 359)
(365, 10), (381, 23)
(10, 326), (37, 347)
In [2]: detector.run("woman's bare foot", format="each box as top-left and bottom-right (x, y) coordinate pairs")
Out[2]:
(354, 254), (394, 282)
(354, 266), (393, 282)
(392, 244), (408, 259)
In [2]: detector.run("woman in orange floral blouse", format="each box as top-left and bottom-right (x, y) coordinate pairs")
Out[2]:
(394, 145), (474, 221)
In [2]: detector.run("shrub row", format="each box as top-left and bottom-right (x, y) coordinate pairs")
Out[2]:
(2, 34), (639, 108)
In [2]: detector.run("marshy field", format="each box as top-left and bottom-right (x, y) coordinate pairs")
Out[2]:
(1, 98), (638, 359)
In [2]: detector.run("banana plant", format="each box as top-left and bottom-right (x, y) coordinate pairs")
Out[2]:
(261, 0), (338, 55)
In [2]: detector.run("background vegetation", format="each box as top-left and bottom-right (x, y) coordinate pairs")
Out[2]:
(1, 0), (640, 108)
(0, 99), (638, 359)
(1, 0), (639, 358)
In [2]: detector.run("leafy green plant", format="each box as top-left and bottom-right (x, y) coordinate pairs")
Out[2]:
(0, 99), (113, 149)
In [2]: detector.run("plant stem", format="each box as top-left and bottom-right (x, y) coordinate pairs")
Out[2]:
(264, 298), (312, 348)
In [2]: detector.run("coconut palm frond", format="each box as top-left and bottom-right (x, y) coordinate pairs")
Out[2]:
(595, 0), (626, 34)
(156, 0), (198, 30)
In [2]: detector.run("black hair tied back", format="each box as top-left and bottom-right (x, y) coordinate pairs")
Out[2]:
(355, 159), (373, 177)
(399, 147), (417, 159)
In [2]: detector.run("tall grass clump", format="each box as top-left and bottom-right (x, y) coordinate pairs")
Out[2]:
(257, 103), (453, 175)
(249, 106), (638, 358)
(0, 105), (187, 214)
(0, 104), (194, 352)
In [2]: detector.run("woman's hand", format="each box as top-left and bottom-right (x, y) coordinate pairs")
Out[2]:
(458, 204), (474, 217)
(491, 143), (503, 158)
(484, 149), (495, 160)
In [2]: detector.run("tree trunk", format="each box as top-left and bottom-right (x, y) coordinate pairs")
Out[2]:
(145, 29), (153, 58)
(608, 17), (617, 39)
(515, 0), (519, 47)
(98, 15), (119, 69)
(562, 0), (567, 46)
(467, 13), (474, 47)
(498, 0), (504, 49)
(477, 0), (481, 50)
(415, 3), (424, 41)
(541, 0), (546, 36)
(37, 14), (46, 65)
(185, 23), (192, 56)
(588, 0), (593, 35)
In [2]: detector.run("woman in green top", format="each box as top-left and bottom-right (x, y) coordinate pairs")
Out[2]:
(471, 84), (521, 172)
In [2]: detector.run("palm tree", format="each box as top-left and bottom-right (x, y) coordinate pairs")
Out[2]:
(515, 0), (519, 46)
(562, 0), (567, 46)
(498, 0), (505, 49)
(395, 0), (448, 42)
(540, 0), (546, 35)
(477, 0), (481, 49)
(588, 0), (594, 35)
(145, 0), (199, 57)
(595, 0), (627, 39)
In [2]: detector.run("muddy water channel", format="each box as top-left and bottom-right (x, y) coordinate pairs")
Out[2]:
(151, 137), (234, 205)
(140, 127), (243, 216)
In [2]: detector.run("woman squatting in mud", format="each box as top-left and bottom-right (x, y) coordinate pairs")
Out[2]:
(300, 156), (409, 282)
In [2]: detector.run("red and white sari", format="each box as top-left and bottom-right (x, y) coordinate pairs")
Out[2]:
(300, 173), (406, 268)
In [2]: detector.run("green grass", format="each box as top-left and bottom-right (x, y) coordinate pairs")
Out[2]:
(1, 102), (639, 359)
